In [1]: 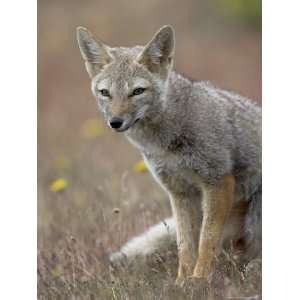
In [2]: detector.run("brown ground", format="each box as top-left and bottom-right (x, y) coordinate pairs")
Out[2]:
(38, 0), (261, 298)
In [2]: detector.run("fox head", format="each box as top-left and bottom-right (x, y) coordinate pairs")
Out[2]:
(77, 25), (175, 132)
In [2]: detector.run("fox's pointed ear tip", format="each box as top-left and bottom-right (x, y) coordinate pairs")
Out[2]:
(160, 25), (175, 34)
(76, 26), (90, 36)
(76, 26), (87, 31)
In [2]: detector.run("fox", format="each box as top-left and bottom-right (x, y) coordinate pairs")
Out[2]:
(76, 25), (261, 287)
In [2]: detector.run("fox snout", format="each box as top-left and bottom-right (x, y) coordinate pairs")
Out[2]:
(107, 114), (141, 132)
(107, 102), (147, 132)
(106, 101), (133, 132)
(109, 117), (124, 129)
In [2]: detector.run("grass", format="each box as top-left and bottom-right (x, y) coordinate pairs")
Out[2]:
(38, 121), (261, 299)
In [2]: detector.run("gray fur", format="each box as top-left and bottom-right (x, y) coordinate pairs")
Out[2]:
(77, 25), (261, 270)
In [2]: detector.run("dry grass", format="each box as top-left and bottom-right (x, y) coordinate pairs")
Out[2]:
(38, 177), (261, 299)
(38, 0), (261, 298)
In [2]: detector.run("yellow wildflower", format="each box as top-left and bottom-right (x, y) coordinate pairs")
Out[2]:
(80, 119), (106, 139)
(50, 178), (68, 193)
(133, 160), (148, 173)
(51, 267), (61, 278)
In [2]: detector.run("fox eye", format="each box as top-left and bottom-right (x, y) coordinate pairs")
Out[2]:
(99, 89), (110, 97)
(131, 87), (146, 96)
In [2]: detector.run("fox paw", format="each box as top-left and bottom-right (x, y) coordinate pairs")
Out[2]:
(176, 276), (210, 298)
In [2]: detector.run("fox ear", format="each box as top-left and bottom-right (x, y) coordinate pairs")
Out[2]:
(137, 25), (175, 77)
(76, 27), (112, 78)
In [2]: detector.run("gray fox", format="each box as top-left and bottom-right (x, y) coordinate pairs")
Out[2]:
(77, 25), (261, 286)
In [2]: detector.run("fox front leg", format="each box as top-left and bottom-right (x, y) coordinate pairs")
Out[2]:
(169, 193), (202, 286)
(193, 175), (235, 280)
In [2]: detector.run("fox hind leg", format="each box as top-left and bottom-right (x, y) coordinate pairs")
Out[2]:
(193, 175), (235, 280)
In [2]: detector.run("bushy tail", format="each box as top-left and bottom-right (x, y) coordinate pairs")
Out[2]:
(110, 218), (177, 267)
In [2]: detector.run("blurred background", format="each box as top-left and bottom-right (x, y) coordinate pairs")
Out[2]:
(38, 0), (261, 298)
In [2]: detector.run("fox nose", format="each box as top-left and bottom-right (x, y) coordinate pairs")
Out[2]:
(109, 117), (124, 129)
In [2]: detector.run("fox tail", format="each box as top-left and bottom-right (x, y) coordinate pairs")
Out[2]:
(109, 217), (177, 267)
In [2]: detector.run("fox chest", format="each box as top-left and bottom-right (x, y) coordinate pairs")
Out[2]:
(142, 151), (202, 196)
(127, 128), (203, 195)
